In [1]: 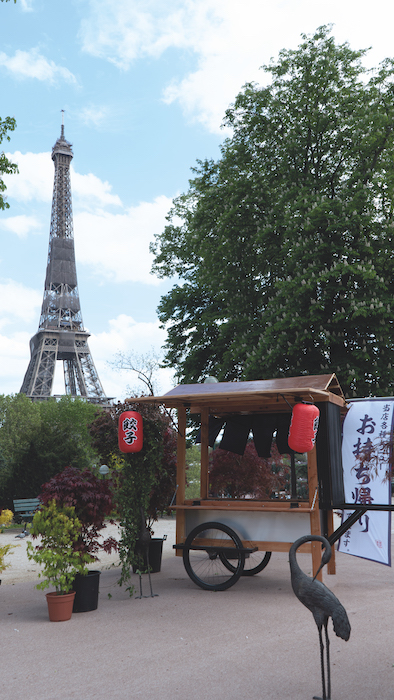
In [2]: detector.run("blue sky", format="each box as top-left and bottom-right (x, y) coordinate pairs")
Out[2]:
(1, 0), (393, 401)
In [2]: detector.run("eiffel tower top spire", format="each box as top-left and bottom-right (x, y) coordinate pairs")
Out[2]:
(20, 118), (109, 404)
(39, 119), (82, 331)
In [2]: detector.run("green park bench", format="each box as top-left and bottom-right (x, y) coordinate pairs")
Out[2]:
(12, 498), (40, 536)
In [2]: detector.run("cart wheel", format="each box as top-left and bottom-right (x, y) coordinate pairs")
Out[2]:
(220, 549), (272, 576)
(182, 521), (245, 591)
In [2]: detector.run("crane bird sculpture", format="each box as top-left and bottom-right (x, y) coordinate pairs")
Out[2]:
(134, 507), (158, 599)
(289, 535), (351, 700)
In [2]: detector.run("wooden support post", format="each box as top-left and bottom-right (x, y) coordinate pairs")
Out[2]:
(200, 407), (209, 500)
(175, 406), (187, 554)
(326, 508), (336, 575)
(307, 445), (323, 581)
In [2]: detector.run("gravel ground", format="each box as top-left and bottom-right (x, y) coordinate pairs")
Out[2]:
(0, 515), (176, 584)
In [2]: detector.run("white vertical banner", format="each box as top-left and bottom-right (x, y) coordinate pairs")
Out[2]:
(338, 400), (392, 566)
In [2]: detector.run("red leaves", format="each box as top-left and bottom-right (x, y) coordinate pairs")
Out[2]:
(209, 442), (290, 499)
(39, 466), (117, 559)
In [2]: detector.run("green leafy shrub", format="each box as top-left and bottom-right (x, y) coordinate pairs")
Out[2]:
(27, 500), (92, 593)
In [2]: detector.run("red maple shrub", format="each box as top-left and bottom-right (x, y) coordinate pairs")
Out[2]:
(209, 442), (290, 499)
(39, 466), (117, 560)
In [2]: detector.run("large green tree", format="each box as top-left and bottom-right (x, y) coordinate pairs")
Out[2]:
(152, 26), (394, 397)
(0, 395), (100, 507)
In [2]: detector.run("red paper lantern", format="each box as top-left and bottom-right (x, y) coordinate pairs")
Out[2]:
(118, 411), (143, 453)
(288, 403), (320, 453)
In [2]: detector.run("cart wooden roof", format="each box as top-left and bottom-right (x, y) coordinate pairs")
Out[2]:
(129, 373), (346, 414)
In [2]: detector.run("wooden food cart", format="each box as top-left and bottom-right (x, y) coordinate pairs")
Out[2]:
(132, 374), (348, 590)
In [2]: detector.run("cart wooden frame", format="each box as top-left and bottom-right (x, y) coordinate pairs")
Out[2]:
(130, 374), (348, 588)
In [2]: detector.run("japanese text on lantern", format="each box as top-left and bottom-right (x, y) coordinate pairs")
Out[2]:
(118, 410), (143, 453)
(123, 416), (138, 445)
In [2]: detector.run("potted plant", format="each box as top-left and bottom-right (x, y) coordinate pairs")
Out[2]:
(26, 500), (92, 621)
(38, 466), (117, 612)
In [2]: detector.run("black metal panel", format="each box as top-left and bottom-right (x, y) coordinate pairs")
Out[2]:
(315, 402), (345, 508)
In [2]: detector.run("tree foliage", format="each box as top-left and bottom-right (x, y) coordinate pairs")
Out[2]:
(0, 395), (101, 507)
(0, 116), (18, 211)
(152, 26), (394, 397)
(88, 401), (177, 521)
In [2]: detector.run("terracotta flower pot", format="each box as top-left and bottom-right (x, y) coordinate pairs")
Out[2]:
(46, 591), (76, 622)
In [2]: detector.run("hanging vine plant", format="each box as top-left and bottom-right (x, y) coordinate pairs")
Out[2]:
(116, 401), (176, 595)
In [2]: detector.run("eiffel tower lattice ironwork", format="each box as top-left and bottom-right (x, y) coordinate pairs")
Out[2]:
(20, 122), (108, 404)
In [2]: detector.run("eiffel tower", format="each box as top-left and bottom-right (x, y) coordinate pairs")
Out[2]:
(20, 119), (109, 404)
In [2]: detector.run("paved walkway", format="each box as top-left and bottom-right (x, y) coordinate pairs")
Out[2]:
(1, 516), (393, 699)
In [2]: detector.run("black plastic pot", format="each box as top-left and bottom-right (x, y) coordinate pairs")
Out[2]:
(72, 570), (101, 613)
(133, 538), (164, 574)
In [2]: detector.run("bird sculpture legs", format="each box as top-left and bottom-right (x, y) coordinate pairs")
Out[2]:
(313, 622), (330, 700)
(134, 570), (144, 599)
(145, 550), (159, 598)
(135, 551), (158, 599)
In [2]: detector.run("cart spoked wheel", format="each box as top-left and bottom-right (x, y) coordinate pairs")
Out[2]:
(219, 549), (272, 576)
(182, 521), (245, 591)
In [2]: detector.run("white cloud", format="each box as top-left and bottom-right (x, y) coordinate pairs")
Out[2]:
(79, 105), (111, 128)
(74, 195), (172, 284)
(95, 313), (168, 353)
(71, 170), (122, 208)
(0, 48), (77, 84)
(19, 0), (34, 11)
(80, 0), (191, 66)
(3, 151), (171, 284)
(4, 152), (123, 209)
(0, 331), (33, 395)
(3, 151), (53, 203)
(50, 314), (175, 400)
(0, 280), (42, 329)
(89, 314), (175, 399)
(0, 215), (42, 238)
(79, 0), (394, 133)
